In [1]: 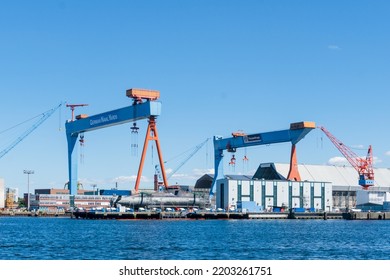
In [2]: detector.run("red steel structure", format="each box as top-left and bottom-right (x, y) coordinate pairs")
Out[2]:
(66, 103), (88, 121)
(319, 126), (374, 189)
(127, 89), (168, 192)
(134, 115), (168, 192)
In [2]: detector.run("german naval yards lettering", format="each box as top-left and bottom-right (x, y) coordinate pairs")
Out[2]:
(90, 114), (118, 126)
(244, 134), (262, 143)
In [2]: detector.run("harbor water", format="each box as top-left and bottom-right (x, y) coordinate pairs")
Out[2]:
(1, 217), (389, 260)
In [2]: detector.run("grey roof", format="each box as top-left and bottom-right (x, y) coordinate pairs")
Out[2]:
(224, 175), (253, 181)
(194, 174), (214, 189)
(252, 163), (286, 180)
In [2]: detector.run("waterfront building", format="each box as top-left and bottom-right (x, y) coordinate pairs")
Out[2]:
(73, 195), (112, 210)
(31, 194), (70, 211)
(356, 190), (390, 211)
(30, 194), (112, 212)
(35, 188), (91, 195)
(194, 174), (214, 195)
(5, 188), (19, 209)
(0, 178), (4, 209)
(216, 175), (332, 211)
(195, 163), (390, 211)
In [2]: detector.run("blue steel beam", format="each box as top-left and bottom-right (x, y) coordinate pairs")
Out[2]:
(65, 100), (161, 195)
(210, 122), (315, 197)
(66, 101), (161, 135)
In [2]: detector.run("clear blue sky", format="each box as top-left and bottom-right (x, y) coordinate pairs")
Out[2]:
(1, 0), (389, 194)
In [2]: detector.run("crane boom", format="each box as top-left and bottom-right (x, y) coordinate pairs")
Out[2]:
(167, 138), (210, 180)
(0, 102), (64, 159)
(154, 138), (210, 189)
(319, 126), (374, 189)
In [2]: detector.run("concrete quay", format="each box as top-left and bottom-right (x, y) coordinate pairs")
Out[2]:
(187, 211), (344, 220)
(3, 210), (390, 220)
(0, 210), (69, 217)
(345, 211), (390, 220)
(72, 210), (345, 220)
(73, 210), (390, 220)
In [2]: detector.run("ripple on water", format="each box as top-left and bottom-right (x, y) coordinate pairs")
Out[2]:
(1, 217), (390, 260)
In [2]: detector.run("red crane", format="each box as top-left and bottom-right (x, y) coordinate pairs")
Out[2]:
(66, 103), (88, 121)
(319, 126), (374, 189)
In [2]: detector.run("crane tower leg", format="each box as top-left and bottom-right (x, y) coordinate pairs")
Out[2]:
(134, 116), (168, 192)
(66, 133), (79, 196)
(210, 145), (224, 197)
(287, 144), (301, 181)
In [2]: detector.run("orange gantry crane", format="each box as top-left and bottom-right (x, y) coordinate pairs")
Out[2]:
(319, 126), (374, 189)
(126, 89), (169, 192)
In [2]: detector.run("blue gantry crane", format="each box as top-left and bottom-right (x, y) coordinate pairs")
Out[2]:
(210, 121), (316, 197)
(65, 88), (168, 196)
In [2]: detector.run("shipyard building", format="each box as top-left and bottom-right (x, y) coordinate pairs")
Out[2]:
(216, 175), (332, 212)
(28, 189), (131, 212)
(2, 162), (390, 212)
(195, 163), (390, 212)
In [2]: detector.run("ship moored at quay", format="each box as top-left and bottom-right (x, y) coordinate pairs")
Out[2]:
(70, 208), (390, 221)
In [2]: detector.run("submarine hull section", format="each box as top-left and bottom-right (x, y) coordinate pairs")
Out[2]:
(114, 193), (207, 208)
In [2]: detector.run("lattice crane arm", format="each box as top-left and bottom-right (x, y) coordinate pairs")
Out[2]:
(319, 126), (374, 189)
(319, 126), (361, 169)
(167, 138), (210, 180)
(0, 103), (64, 160)
(154, 138), (211, 187)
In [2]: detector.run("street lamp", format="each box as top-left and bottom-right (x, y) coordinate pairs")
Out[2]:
(92, 184), (97, 196)
(23, 170), (34, 211)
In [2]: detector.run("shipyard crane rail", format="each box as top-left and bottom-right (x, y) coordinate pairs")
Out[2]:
(0, 102), (64, 160)
(319, 126), (374, 189)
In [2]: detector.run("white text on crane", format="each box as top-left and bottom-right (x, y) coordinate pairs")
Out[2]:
(90, 114), (118, 126)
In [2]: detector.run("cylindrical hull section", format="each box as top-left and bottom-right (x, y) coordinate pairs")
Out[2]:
(114, 193), (206, 208)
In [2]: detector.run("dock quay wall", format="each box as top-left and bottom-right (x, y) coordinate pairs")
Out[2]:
(0, 210), (70, 217)
(345, 211), (390, 220)
(2, 210), (390, 220)
(70, 210), (381, 220)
